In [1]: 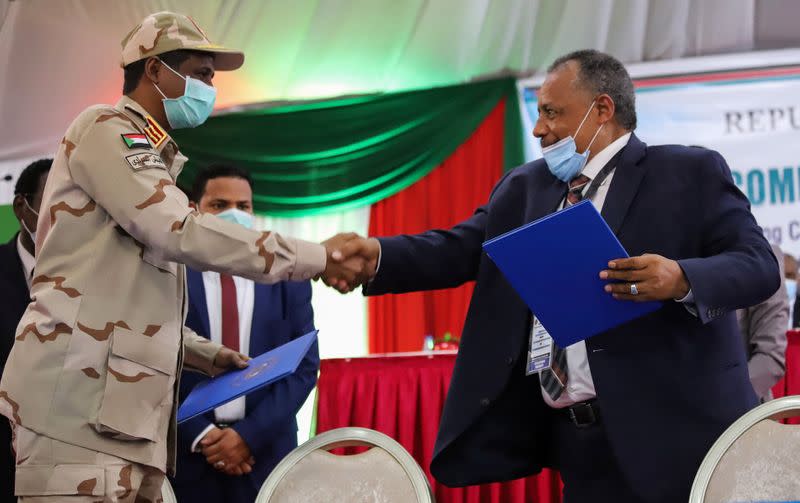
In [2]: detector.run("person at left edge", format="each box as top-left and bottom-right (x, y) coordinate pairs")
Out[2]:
(0, 159), (51, 503)
(170, 164), (319, 502)
(0, 11), (364, 502)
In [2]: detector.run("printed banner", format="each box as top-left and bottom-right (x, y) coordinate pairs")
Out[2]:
(521, 66), (800, 258)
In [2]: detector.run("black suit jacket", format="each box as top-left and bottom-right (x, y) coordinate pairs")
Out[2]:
(366, 135), (780, 503)
(0, 234), (30, 503)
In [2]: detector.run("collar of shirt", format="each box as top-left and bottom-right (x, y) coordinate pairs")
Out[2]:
(579, 132), (632, 181)
(16, 233), (35, 286)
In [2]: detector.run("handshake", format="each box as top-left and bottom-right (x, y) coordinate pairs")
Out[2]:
(318, 232), (381, 293)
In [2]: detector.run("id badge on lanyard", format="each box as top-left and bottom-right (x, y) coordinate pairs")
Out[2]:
(526, 317), (555, 376)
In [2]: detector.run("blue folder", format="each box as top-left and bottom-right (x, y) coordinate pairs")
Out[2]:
(177, 330), (318, 423)
(483, 200), (661, 347)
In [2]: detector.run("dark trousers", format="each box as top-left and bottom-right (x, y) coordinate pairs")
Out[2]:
(553, 411), (645, 503)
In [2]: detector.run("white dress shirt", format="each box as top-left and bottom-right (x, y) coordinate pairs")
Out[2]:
(17, 234), (35, 288)
(537, 133), (631, 408)
(191, 271), (255, 451)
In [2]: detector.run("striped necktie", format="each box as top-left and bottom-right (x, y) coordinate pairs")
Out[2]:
(539, 173), (592, 400)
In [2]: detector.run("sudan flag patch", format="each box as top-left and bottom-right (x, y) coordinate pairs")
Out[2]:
(121, 133), (151, 149)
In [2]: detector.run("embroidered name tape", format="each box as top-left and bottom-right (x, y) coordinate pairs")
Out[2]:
(125, 152), (167, 171)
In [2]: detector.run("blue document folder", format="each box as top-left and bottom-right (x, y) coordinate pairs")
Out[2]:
(177, 330), (318, 423)
(483, 200), (661, 347)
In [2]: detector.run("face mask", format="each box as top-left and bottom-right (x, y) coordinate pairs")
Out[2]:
(541, 101), (604, 182)
(787, 279), (797, 303)
(21, 197), (39, 243)
(216, 208), (254, 229)
(153, 60), (217, 129)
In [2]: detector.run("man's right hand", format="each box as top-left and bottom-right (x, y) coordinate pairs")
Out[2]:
(200, 427), (255, 476)
(321, 233), (380, 293)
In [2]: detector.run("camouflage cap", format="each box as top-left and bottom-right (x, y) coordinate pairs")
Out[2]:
(120, 11), (244, 71)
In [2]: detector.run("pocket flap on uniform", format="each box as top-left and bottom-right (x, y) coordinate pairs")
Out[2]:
(112, 327), (177, 376)
(16, 464), (105, 496)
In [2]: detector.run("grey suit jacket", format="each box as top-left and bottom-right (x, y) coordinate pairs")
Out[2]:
(737, 244), (789, 401)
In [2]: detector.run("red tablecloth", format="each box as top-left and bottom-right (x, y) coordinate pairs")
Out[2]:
(316, 352), (562, 503)
(317, 332), (800, 502)
(771, 329), (800, 423)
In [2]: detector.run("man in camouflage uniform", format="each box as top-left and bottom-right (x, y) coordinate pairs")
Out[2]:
(0, 11), (364, 501)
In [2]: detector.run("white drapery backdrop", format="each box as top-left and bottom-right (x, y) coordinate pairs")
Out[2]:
(2, 0), (799, 163)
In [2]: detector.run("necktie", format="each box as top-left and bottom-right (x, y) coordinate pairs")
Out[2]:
(539, 174), (590, 401)
(220, 274), (240, 352)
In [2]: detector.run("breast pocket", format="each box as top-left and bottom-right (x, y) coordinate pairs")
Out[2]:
(93, 325), (177, 441)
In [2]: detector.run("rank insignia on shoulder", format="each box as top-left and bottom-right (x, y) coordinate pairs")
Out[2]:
(144, 116), (167, 148)
(121, 133), (151, 150)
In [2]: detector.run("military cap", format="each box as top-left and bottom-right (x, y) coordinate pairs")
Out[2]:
(120, 11), (244, 71)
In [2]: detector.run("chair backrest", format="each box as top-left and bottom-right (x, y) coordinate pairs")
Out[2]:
(160, 476), (178, 503)
(690, 395), (800, 502)
(256, 427), (435, 503)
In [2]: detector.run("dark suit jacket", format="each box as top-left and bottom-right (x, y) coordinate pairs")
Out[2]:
(0, 234), (30, 503)
(170, 269), (319, 502)
(366, 135), (780, 503)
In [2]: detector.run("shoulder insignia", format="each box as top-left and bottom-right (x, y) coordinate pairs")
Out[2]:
(121, 133), (151, 150)
(144, 116), (167, 148)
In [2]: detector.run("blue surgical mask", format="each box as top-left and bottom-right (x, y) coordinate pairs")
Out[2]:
(541, 101), (604, 182)
(216, 208), (254, 229)
(153, 60), (217, 129)
(787, 279), (797, 303)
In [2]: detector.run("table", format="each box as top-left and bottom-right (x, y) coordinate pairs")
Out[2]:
(316, 351), (561, 503)
(771, 329), (800, 424)
(317, 332), (800, 501)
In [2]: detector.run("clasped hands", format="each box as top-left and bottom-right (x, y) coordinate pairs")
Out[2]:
(199, 426), (254, 476)
(319, 233), (380, 293)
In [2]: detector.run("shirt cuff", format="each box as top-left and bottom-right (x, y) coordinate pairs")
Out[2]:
(191, 424), (216, 453)
(675, 289), (698, 317)
(374, 240), (383, 275)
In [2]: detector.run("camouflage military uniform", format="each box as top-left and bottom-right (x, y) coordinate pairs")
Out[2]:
(0, 12), (326, 501)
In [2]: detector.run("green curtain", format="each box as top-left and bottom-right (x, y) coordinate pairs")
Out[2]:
(174, 78), (523, 216)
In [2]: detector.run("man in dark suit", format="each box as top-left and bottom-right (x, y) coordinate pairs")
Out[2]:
(0, 158), (51, 503)
(170, 164), (319, 502)
(327, 50), (780, 503)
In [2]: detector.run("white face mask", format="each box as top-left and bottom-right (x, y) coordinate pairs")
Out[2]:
(21, 197), (39, 243)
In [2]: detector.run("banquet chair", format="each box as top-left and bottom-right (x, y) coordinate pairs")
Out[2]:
(160, 476), (178, 503)
(689, 395), (800, 502)
(256, 426), (435, 503)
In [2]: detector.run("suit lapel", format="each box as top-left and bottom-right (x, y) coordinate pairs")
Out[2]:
(1, 235), (30, 295)
(250, 282), (272, 351)
(187, 268), (211, 338)
(524, 169), (567, 223)
(601, 134), (648, 234)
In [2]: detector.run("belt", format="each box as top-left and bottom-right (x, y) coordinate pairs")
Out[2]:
(562, 400), (600, 428)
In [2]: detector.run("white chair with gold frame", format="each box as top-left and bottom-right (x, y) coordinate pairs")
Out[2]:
(689, 394), (800, 502)
(256, 427), (435, 503)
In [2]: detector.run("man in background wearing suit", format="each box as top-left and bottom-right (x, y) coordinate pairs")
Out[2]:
(170, 164), (319, 502)
(737, 244), (788, 401)
(328, 50), (779, 502)
(785, 253), (798, 328)
(0, 158), (51, 503)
